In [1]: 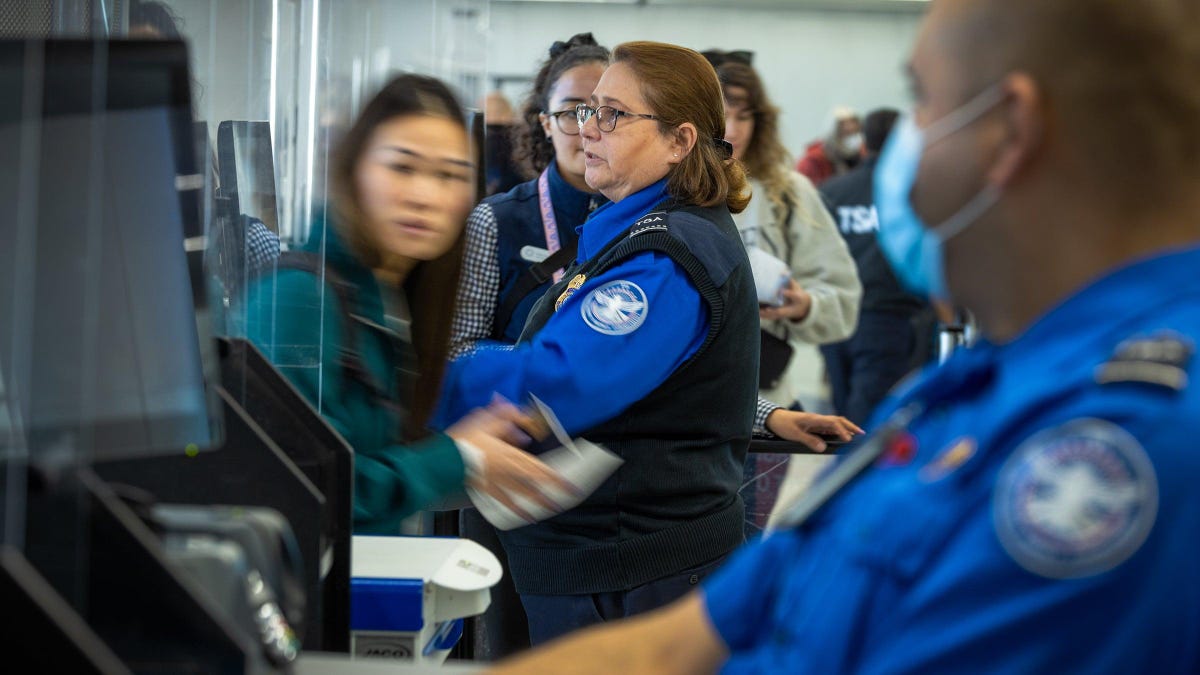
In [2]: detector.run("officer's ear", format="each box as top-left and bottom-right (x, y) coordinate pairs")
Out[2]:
(668, 122), (698, 165)
(987, 72), (1044, 189)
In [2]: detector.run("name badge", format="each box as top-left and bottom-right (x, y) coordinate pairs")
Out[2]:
(520, 245), (551, 263)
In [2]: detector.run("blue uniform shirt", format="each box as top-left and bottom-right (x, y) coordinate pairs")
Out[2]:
(436, 179), (708, 434)
(703, 245), (1200, 673)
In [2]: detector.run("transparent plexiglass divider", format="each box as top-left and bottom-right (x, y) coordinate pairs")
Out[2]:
(740, 452), (792, 540)
(0, 37), (42, 550)
(147, 0), (490, 416)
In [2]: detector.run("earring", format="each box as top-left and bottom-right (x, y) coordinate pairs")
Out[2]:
(674, 153), (679, 158)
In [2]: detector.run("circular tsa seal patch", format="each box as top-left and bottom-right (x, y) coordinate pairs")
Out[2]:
(993, 419), (1158, 579)
(580, 280), (648, 336)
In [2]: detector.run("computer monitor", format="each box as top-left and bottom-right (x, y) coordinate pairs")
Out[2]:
(0, 38), (221, 463)
(215, 119), (278, 231)
(218, 335), (353, 651)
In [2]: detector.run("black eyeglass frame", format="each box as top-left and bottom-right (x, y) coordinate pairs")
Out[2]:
(575, 103), (661, 133)
(543, 109), (582, 135)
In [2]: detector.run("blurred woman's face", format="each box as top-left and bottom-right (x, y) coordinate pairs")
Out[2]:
(541, 62), (606, 189)
(580, 61), (683, 202)
(354, 114), (475, 268)
(723, 86), (756, 163)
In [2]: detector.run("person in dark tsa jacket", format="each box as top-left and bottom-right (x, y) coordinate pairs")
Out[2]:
(437, 42), (761, 645)
(818, 107), (934, 426)
(483, 0), (1200, 672)
(244, 74), (573, 536)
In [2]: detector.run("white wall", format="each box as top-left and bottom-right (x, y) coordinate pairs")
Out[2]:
(484, 2), (923, 158)
(166, 0), (274, 126)
(153, 0), (922, 234)
(167, 0), (925, 158)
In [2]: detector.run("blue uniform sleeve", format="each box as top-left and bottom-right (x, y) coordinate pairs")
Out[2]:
(701, 532), (800, 652)
(436, 249), (708, 434)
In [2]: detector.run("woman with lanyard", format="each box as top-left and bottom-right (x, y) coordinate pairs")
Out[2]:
(438, 41), (766, 645)
(452, 33), (610, 358)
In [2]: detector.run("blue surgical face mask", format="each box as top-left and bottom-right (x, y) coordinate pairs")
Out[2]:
(874, 84), (1007, 298)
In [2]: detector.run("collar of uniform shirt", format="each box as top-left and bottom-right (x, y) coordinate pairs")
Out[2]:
(997, 244), (1200, 374)
(575, 177), (669, 262)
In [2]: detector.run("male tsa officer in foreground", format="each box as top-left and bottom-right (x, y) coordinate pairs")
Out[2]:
(487, 0), (1200, 672)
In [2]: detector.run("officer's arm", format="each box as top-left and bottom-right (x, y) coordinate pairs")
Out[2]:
(486, 592), (727, 675)
(436, 250), (707, 433)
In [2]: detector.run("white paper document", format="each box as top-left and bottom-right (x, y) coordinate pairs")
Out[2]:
(466, 396), (623, 531)
(746, 246), (791, 306)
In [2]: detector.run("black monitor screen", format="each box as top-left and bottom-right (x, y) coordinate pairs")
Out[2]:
(0, 39), (220, 462)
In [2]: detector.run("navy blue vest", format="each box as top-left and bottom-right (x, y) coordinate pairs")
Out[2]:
(486, 161), (603, 342)
(504, 202), (760, 595)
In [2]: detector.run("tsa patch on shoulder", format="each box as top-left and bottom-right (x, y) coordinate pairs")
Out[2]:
(1095, 331), (1193, 391)
(580, 280), (648, 335)
(993, 419), (1158, 580)
(630, 211), (669, 237)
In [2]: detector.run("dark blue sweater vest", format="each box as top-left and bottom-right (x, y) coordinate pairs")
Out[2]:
(503, 202), (760, 595)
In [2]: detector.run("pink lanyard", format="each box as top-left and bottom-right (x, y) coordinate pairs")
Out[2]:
(537, 169), (565, 283)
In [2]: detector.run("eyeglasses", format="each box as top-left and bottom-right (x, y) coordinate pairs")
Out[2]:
(575, 103), (660, 133)
(544, 109), (581, 135)
(701, 49), (754, 69)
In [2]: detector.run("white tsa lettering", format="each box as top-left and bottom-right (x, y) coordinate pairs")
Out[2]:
(837, 205), (880, 234)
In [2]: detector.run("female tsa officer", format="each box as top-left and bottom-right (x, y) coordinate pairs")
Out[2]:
(244, 75), (571, 535)
(452, 35), (860, 456)
(437, 42), (759, 644)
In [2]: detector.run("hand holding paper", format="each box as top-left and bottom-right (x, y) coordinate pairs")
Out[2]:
(467, 395), (623, 530)
(447, 401), (576, 520)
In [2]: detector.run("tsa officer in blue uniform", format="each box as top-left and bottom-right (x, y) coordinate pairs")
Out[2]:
(438, 42), (760, 644)
(484, 0), (1200, 671)
(451, 35), (858, 656)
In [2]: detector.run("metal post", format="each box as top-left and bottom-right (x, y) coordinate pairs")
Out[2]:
(936, 308), (976, 363)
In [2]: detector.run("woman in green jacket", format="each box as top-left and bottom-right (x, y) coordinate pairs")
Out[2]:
(244, 74), (570, 535)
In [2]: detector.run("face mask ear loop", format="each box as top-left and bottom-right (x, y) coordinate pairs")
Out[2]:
(932, 183), (1002, 243)
(922, 84), (1009, 243)
(923, 83), (1009, 149)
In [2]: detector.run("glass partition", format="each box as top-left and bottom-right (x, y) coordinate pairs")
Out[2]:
(0, 38), (37, 551)
(136, 1), (489, 423)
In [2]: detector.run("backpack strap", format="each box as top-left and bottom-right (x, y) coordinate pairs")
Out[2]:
(270, 252), (396, 410)
(491, 241), (578, 340)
